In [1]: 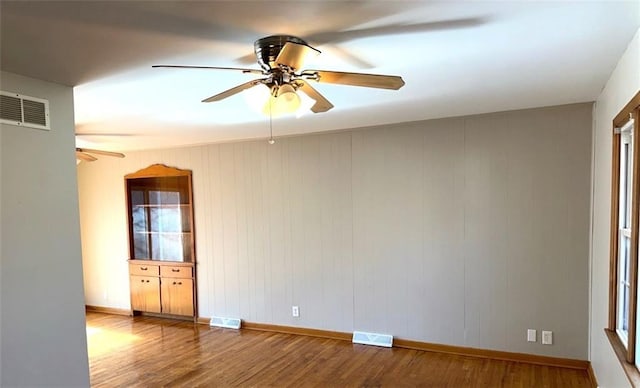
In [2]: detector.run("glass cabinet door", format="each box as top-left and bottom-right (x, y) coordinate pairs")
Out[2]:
(126, 170), (194, 262)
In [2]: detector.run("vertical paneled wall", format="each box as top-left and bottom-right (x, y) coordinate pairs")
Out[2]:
(78, 103), (591, 359)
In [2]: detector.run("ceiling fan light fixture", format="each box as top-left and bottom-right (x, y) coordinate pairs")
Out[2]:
(276, 84), (300, 110)
(261, 84), (301, 117)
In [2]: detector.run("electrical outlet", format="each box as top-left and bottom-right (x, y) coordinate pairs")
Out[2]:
(527, 329), (536, 342)
(292, 306), (299, 317)
(542, 330), (553, 345)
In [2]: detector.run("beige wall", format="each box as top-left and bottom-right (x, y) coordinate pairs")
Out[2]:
(1, 71), (90, 387)
(591, 27), (640, 388)
(79, 103), (592, 359)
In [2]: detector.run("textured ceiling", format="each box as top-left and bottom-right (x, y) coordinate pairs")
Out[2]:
(1, 1), (639, 151)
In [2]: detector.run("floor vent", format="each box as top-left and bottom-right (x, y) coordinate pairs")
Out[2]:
(352, 331), (393, 348)
(210, 316), (241, 329)
(0, 91), (50, 130)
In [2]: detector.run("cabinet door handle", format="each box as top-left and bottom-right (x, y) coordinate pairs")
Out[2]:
(141, 279), (144, 283)
(173, 281), (176, 285)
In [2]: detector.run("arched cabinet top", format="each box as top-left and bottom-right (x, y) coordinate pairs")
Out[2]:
(125, 164), (192, 179)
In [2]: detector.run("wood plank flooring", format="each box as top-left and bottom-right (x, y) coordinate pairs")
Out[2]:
(86, 312), (591, 387)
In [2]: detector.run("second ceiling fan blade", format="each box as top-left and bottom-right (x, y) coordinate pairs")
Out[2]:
(304, 70), (405, 90)
(76, 151), (97, 162)
(202, 79), (266, 103)
(297, 81), (334, 113)
(153, 65), (264, 75)
(76, 148), (125, 158)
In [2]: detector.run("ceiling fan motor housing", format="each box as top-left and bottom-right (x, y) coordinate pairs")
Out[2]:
(254, 35), (308, 71)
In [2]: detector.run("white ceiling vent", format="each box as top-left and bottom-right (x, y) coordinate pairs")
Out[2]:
(0, 91), (50, 130)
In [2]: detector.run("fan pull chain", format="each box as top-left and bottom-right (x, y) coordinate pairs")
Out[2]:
(268, 96), (275, 145)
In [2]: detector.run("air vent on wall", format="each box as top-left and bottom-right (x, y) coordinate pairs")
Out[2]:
(352, 331), (393, 348)
(0, 91), (50, 130)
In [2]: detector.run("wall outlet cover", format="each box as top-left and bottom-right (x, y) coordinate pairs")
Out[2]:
(527, 329), (536, 342)
(542, 330), (553, 345)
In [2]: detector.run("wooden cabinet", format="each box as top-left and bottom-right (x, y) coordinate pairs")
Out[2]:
(161, 279), (194, 316)
(129, 262), (194, 316)
(130, 273), (161, 313)
(160, 264), (193, 316)
(126, 164), (197, 319)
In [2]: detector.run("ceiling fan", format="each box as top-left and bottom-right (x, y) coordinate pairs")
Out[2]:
(76, 147), (125, 162)
(153, 35), (405, 115)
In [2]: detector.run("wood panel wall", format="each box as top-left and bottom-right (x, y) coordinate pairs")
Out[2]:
(78, 103), (592, 359)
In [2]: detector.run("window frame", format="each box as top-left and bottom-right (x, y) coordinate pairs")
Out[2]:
(616, 121), (634, 346)
(608, 91), (640, 383)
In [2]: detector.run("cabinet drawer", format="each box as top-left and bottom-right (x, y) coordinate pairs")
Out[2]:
(129, 263), (159, 276)
(161, 265), (192, 279)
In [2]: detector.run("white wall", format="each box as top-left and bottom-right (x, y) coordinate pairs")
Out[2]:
(591, 27), (640, 388)
(0, 94), (3, 385)
(0, 72), (90, 387)
(79, 102), (592, 360)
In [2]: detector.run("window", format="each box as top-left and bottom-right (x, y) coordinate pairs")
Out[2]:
(609, 91), (640, 381)
(616, 120), (634, 346)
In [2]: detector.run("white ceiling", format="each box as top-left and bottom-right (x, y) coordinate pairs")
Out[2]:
(1, 1), (639, 151)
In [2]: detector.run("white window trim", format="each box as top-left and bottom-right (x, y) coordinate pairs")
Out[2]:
(617, 121), (634, 345)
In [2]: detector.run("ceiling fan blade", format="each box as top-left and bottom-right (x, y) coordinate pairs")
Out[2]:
(202, 79), (266, 103)
(76, 151), (97, 162)
(76, 133), (138, 137)
(275, 42), (320, 70)
(304, 70), (405, 90)
(297, 81), (334, 113)
(76, 147), (125, 158)
(324, 45), (374, 69)
(306, 18), (486, 45)
(235, 52), (257, 65)
(152, 65), (264, 75)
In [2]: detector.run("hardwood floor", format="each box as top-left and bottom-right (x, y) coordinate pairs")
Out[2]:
(86, 312), (591, 387)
